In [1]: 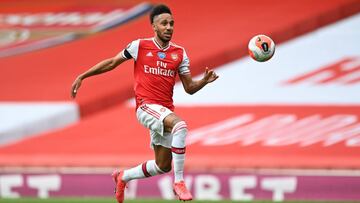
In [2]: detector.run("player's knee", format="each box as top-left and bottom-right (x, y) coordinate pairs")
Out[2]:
(171, 120), (188, 135)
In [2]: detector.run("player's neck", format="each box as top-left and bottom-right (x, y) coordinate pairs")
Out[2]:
(154, 36), (169, 49)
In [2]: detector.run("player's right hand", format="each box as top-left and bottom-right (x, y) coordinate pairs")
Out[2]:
(71, 77), (82, 98)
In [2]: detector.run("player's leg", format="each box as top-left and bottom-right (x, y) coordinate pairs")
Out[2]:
(163, 113), (193, 201)
(163, 113), (186, 182)
(153, 144), (172, 172)
(121, 131), (172, 182)
(112, 104), (173, 203)
(113, 154), (168, 203)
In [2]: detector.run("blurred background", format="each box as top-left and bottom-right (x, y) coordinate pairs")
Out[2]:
(1, 0), (360, 202)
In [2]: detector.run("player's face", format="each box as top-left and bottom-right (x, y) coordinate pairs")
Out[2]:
(153, 13), (174, 43)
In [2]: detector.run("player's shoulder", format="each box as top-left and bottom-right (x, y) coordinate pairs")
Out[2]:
(169, 42), (186, 53)
(170, 42), (185, 49)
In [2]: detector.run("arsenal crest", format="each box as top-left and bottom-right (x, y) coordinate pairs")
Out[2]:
(171, 53), (178, 61)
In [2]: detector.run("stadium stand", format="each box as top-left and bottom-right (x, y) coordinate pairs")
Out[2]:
(1, 0), (360, 201)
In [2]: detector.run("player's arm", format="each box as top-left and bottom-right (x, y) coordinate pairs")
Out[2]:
(71, 52), (128, 98)
(179, 67), (219, 95)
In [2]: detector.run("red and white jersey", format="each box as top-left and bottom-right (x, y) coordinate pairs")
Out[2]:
(122, 38), (190, 111)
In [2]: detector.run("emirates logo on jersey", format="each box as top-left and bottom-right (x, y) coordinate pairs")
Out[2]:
(144, 65), (175, 77)
(171, 53), (178, 61)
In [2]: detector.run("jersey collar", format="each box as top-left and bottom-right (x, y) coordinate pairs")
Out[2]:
(152, 37), (170, 51)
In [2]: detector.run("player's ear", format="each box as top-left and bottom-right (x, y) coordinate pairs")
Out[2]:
(152, 23), (158, 32)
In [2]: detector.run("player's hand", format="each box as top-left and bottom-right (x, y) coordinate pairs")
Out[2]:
(71, 77), (82, 98)
(203, 67), (219, 83)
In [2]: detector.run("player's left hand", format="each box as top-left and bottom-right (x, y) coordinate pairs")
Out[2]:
(203, 67), (219, 83)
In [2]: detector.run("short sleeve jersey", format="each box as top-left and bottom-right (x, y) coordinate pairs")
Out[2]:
(122, 38), (190, 111)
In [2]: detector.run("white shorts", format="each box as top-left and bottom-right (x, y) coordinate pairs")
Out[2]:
(136, 104), (173, 149)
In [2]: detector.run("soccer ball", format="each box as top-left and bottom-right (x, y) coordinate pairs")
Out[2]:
(248, 34), (275, 62)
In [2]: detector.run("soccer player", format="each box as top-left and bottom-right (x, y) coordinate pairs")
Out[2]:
(71, 4), (218, 203)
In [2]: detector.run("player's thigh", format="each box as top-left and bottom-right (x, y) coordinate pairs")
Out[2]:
(149, 130), (172, 149)
(136, 104), (172, 136)
(163, 113), (183, 133)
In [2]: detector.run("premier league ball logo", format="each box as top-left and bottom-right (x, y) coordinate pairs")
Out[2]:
(157, 52), (166, 59)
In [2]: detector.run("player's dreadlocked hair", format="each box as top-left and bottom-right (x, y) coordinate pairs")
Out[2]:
(150, 4), (172, 24)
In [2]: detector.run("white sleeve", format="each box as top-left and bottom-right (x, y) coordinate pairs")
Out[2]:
(178, 49), (190, 75)
(124, 39), (140, 61)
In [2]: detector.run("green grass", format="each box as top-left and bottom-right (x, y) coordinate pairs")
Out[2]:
(0, 198), (359, 203)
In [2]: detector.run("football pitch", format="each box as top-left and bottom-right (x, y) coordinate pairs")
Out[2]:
(1, 198), (358, 203)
